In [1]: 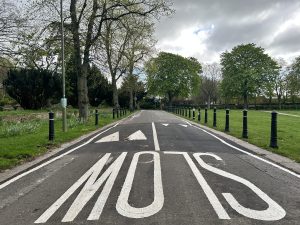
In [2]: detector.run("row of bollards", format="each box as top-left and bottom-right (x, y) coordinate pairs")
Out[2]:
(49, 108), (128, 141)
(112, 108), (127, 119)
(170, 106), (278, 148)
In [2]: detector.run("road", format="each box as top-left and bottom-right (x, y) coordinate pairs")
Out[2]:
(0, 110), (299, 225)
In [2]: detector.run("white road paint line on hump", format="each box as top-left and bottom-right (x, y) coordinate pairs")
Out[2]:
(0, 123), (119, 191)
(162, 123), (169, 127)
(96, 132), (119, 143)
(126, 130), (147, 141)
(179, 124), (188, 128)
(184, 121), (300, 179)
(152, 122), (160, 151)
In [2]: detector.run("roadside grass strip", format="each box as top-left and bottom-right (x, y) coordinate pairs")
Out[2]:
(175, 109), (300, 163)
(0, 109), (131, 171)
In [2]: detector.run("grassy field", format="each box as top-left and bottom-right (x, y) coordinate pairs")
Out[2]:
(0, 108), (130, 171)
(176, 109), (300, 162)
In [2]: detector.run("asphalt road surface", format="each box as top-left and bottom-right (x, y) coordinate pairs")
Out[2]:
(0, 110), (300, 225)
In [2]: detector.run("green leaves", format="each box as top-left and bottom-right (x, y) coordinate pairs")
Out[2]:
(220, 43), (278, 106)
(145, 52), (201, 104)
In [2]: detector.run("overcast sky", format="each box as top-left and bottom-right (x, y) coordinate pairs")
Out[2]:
(154, 0), (300, 64)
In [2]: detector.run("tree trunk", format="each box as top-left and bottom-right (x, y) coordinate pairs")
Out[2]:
(277, 95), (282, 110)
(129, 89), (134, 112)
(77, 62), (89, 121)
(112, 76), (119, 108)
(207, 95), (211, 109)
(243, 93), (248, 109)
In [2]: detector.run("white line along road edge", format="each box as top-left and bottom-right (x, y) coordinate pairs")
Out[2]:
(0, 123), (120, 190)
(152, 122), (160, 151)
(181, 119), (300, 179)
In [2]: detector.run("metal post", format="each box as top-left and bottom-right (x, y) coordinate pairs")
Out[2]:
(198, 108), (201, 121)
(225, 109), (230, 132)
(95, 109), (99, 126)
(213, 107), (217, 127)
(113, 108), (115, 119)
(49, 112), (54, 141)
(242, 109), (248, 138)
(193, 108), (195, 120)
(189, 107), (191, 118)
(117, 108), (119, 118)
(205, 108), (208, 124)
(185, 108), (187, 117)
(60, 0), (67, 132)
(270, 111), (278, 148)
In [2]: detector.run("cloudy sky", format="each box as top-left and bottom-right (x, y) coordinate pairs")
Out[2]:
(154, 0), (300, 64)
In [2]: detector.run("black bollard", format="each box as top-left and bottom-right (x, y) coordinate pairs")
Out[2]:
(225, 109), (230, 132)
(213, 107), (217, 127)
(270, 111), (278, 148)
(185, 108), (187, 117)
(49, 112), (54, 141)
(205, 108), (208, 124)
(198, 108), (201, 121)
(117, 108), (119, 118)
(242, 109), (248, 138)
(95, 109), (99, 126)
(113, 108), (115, 119)
(192, 108), (195, 119)
(189, 107), (191, 118)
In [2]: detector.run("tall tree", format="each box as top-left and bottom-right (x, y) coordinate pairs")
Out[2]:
(200, 63), (221, 109)
(220, 43), (278, 108)
(27, 0), (172, 121)
(287, 56), (300, 103)
(146, 52), (202, 105)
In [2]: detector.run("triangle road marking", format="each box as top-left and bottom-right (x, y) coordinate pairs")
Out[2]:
(96, 132), (119, 143)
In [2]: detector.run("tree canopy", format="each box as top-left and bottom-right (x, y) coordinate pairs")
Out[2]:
(220, 43), (278, 108)
(145, 52), (202, 105)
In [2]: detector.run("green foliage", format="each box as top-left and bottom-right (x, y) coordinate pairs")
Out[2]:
(220, 43), (278, 107)
(145, 52), (202, 104)
(4, 68), (61, 109)
(287, 56), (300, 102)
(0, 121), (41, 137)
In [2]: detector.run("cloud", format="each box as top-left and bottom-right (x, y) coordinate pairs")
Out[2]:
(155, 0), (300, 64)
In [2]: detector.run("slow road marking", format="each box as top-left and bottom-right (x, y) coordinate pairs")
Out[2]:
(35, 151), (286, 223)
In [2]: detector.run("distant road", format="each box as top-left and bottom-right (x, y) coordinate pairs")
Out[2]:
(0, 110), (299, 225)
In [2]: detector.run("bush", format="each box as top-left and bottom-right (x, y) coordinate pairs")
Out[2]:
(4, 68), (61, 109)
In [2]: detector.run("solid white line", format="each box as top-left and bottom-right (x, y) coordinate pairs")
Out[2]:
(116, 152), (164, 218)
(164, 151), (230, 219)
(190, 124), (300, 179)
(0, 123), (119, 190)
(152, 122), (160, 151)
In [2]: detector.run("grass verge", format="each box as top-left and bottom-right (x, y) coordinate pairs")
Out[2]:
(0, 109), (132, 171)
(175, 109), (300, 163)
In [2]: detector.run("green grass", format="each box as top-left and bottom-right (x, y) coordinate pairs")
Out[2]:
(0, 109), (132, 171)
(176, 109), (300, 162)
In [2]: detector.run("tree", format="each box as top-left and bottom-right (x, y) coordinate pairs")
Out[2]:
(121, 73), (145, 111)
(28, 0), (172, 121)
(4, 68), (61, 109)
(0, 0), (24, 57)
(146, 52), (202, 105)
(220, 43), (278, 108)
(287, 56), (300, 103)
(274, 58), (289, 109)
(200, 63), (221, 109)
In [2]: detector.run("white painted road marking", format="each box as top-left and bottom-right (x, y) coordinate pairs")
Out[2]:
(152, 122), (160, 151)
(179, 124), (188, 128)
(194, 153), (286, 221)
(164, 151), (230, 219)
(116, 152), (164, 218)
(35, 153), (127, 223)
(126, 130), (147, 141)
(0, 123), (119, 191)
(34, 151), (287, 223)
(96, 132), (119, 143)
(186, 122), (300, 179)
(162, 123), (169, 126)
